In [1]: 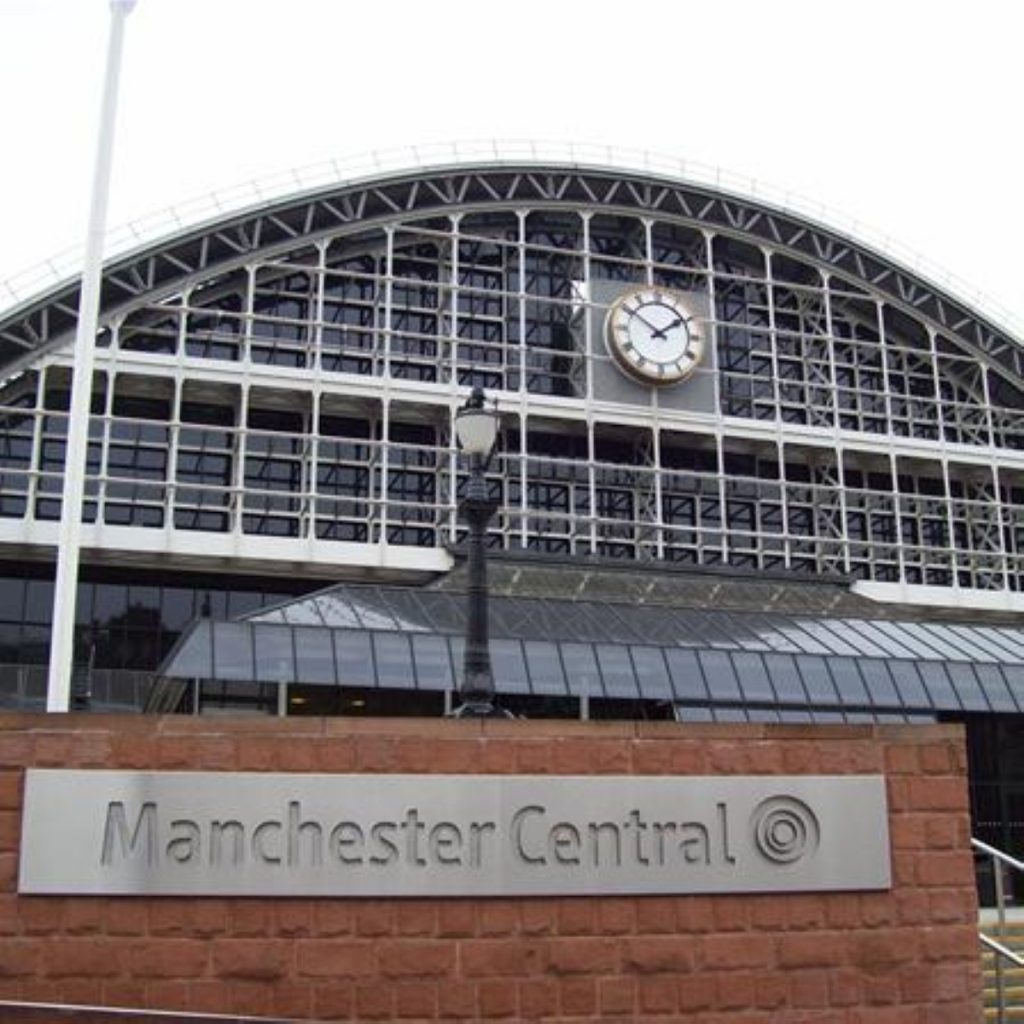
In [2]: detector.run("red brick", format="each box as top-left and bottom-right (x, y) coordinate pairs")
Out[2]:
(129, 939), (209, 979)
(789, 968), (830, 1008)
(519, 901), (557, 936)
(479, 900), (519, 936)
(461, 939), (538, 977)
(436, 901), (476, 937)
(556, 897), (596, 935)
(916, 851), (973, 887)
(311, 981), (355, 1020)
(211, 939), (291, 980)
(105, 899), (148, 936)
(313, 902), (354, 936)
(853, 930), (919, 967)
(479, 977), (517, 1017)
(702, 933), (774, 970)
(377, 939), (455, 978)
(715, 971), (756, 1010)
(634, 897), (677, 934)
(0, 940), (38, 977)
(437, 979), (477, 1019)
(395, 901), (436, 937)
(354, 901), (394, 936)
(623, 936), (693, 973)
(519, 977), (559, 1019)
(638, 973), (678, 1013)
(908, 777), (968, 812)
(395, 980), (438, 1018)
(0, 772), (21, 810)
(598, 975), (635, 1015)
(678, 973), (716, 1012)
(778, 932), (847, 968)
(296, 940), (376, 978)
(355, 979), (394, 1019)
(597, 898), (635, 934)
(560, 976), (597, 1015)
(547, 937), (619, 975)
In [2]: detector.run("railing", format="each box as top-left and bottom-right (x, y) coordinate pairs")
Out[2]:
(974, 837), (1024, 1022)
(0, 999), (295, 1021)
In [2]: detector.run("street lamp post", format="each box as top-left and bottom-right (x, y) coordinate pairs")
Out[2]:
(452, 387), (508, 718)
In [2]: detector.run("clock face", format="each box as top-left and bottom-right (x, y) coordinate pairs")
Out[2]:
(604, 287), (705, 385)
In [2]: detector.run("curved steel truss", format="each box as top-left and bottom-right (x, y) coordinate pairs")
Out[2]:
(0, 163), (1020, 382)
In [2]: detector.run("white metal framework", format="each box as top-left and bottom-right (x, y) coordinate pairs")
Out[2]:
(0, 162), (1022, 605)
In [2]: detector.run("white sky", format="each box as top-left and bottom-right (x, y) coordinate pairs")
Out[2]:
(1, 0), (1022, 334)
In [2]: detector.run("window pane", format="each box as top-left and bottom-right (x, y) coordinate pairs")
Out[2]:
(664, 648), (708, 701)
(826, 657), (869, 705)
(560, 643), (603, 699)
(595, 644), (638, 698)
(976, 664), (1016, 712)
(212, 622), (254, 681)
(917, 662), (961, 710)
(523, 641), (567, 695)
(334, 630), (374, 687)
(372, 633), (414, 689)
(888, 660), (929, 709)
(947, 662), (988, 711)
(411, 634), (454, 691)
(253, 623), (295, 683)
(491, 639), (529, 694)
(794, 655), (835, 704)
(858, 658), (900, 707)
(294, 626), (337, 684)
(697, 651), (741, 701)
(768, 654), (811, 704)
(165, 620), (213, 678)
(730, 652), (774, 703)
(630, 646), (672, 700)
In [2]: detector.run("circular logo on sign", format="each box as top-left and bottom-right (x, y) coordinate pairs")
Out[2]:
(750, 797), (820, 864)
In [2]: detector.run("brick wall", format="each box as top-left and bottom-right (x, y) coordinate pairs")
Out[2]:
(0, 715), (981, 1022)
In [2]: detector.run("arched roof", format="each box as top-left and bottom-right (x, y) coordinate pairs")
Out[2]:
(1, 157), (1021, 384)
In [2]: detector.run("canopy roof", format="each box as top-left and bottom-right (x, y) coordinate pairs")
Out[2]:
(156, 578), (1024, 718)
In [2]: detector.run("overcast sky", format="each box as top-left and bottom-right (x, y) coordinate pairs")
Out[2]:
(2, 0), (1021, 334)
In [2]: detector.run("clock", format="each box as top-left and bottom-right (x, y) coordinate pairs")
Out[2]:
(604, 287), (705, 385)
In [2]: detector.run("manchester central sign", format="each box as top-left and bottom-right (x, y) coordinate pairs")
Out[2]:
(18, 771), (890, 896)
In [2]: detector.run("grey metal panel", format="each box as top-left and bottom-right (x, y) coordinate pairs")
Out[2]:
(19, 770), (892, 896)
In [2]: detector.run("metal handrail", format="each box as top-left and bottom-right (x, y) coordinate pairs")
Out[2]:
(0, 999), (296, 1021)
(973, 836), (1024, 1022)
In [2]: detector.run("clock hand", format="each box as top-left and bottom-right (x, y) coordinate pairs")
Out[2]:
(651, 316), (685, 340)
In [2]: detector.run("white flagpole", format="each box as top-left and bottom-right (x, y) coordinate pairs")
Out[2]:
(46, 0), (138, 712)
